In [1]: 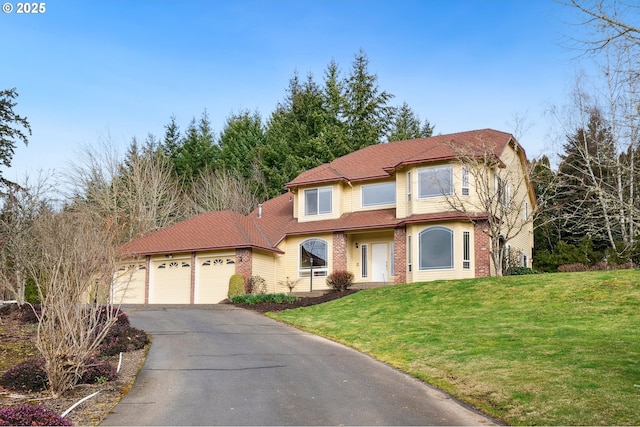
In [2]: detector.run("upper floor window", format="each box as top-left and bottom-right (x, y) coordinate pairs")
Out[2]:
(419, 226), (453, 270)
(418, 165), (453, 198)
(461, 166), (470, 196)
(300, 238), (328, 277)
(305, 187), (332, 216)
(362, 182), (395, 207)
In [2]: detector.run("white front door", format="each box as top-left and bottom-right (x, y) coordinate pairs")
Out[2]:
(372, 243), (388, 282)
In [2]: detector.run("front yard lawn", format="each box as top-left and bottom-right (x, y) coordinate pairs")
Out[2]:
(268, 270), (640, 426)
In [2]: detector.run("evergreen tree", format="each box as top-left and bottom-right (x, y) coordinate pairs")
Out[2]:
(218, 110), (267, 200)
(262, 73), (335, 197)
(387, 102), (434, 142)
(343, 50), (394, 150)
(0, 88), (31, 189)
(167, 110), (219, 182)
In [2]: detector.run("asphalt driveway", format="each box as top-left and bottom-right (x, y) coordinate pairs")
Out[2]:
(101, 305), (496, 426)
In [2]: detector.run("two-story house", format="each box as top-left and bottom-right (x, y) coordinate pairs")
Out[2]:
(115, 129), (535, 304)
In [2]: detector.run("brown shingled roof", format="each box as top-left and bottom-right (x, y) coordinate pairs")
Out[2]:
(120, 210), (277, 256)
(286, 129), (515, 187)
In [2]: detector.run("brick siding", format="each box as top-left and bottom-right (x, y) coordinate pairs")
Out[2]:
(474, 221), (491, 277)
(394, 226), (407, 284)
(333, 231), (347, 272)
(235, 248), (253, 292)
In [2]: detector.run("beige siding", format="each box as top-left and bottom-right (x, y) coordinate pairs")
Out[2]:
(150, 254), (191, 304)
(274, 233), (333, 292)
(112, 262), (146, 304)
(396, 171), (408, 218)
(251, 250), (277, 293)
(195, 251), (235, 303)
(296, 184), (341, 223)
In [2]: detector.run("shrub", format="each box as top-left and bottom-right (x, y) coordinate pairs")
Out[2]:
(558, 263), (590, 272)
(231, 293), (298, 304)
(80, 357), (118, 384)
(507, 266), (538, 275)
(228, 274), (245, 299)
(19, 304), (41, 323)
(0, 358), (48, 392)
(278, 276), (301, 293)
(248, 275), (268, 294)
(98, 322), (149, 357)
(0, 404), (72, 426)
(326, 270), (354, 292)
(24, 277), (41, 305)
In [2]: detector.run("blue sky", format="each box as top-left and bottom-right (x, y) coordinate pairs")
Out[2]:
(2, 0), (587, 182)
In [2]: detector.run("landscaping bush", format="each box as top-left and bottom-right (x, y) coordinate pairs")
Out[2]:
(80, 357), (118, 384)
(326, 270), (354, 292)
(19, 304), (41, 323)
(507, 266), (538, 275)
(248, 275), (268, 294)
(231, 293), (298, 305)
(558, 263), (590, 272)
(228, 274), (245, 299)
(0, 358), (48, 392)
(0, 404), (71, 426)
(98, 322), (149, 357)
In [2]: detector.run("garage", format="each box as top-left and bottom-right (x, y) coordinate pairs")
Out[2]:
(195, 254), (235, 303)
(112, 263), (147, 304)
(150, 257), (191, 304)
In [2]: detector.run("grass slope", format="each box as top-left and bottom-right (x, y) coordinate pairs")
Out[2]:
(268, 270), (640, 426)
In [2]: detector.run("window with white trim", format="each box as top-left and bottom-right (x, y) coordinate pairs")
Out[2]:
(461, 166), (470, 196)
(299, 238), (328, 277)
(361, 244), (368, 278)
(418, 165), (453, 198)
(305, 187), (332, 216)
(390, 242), (395, 276)
(407, 171), (412, 201)
(362, 182), (395, 207)
(463, 231), (471, 269)
(419, 226), (453, 270)
(407, 235), (413, 272)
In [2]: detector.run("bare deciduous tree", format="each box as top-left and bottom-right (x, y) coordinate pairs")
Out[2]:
(24, 206), (123, 397)
(187, 168), (262, 216)
(0, 172), (55, 304)
(66, 138), (186, 243)
(442, 141), (535, 276)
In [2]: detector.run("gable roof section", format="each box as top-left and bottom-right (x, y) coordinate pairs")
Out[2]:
(286, 129), (516, 188)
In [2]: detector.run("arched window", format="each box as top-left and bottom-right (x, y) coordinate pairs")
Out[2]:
(419, 227), (453, 270)
(299, 238), (328, 277)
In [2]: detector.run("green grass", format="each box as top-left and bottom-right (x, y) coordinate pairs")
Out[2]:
(268, 270), (640, 426)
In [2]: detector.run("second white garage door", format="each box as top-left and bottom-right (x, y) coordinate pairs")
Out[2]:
(150, 258), (191, 304)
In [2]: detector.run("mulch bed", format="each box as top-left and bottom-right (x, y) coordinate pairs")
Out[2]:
(226, 289), (359, 312)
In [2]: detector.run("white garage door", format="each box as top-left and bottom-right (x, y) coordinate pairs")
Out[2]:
(196, 256), (236, 303)
(112, 263), (146, 304)
(151, 259), (191, 304)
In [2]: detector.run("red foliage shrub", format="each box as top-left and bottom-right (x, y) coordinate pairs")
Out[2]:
(326, 270), (354, 292)
(80, 357), (118, 384)
(0, 358), (47, 392)
(0, 404), (72, 426)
